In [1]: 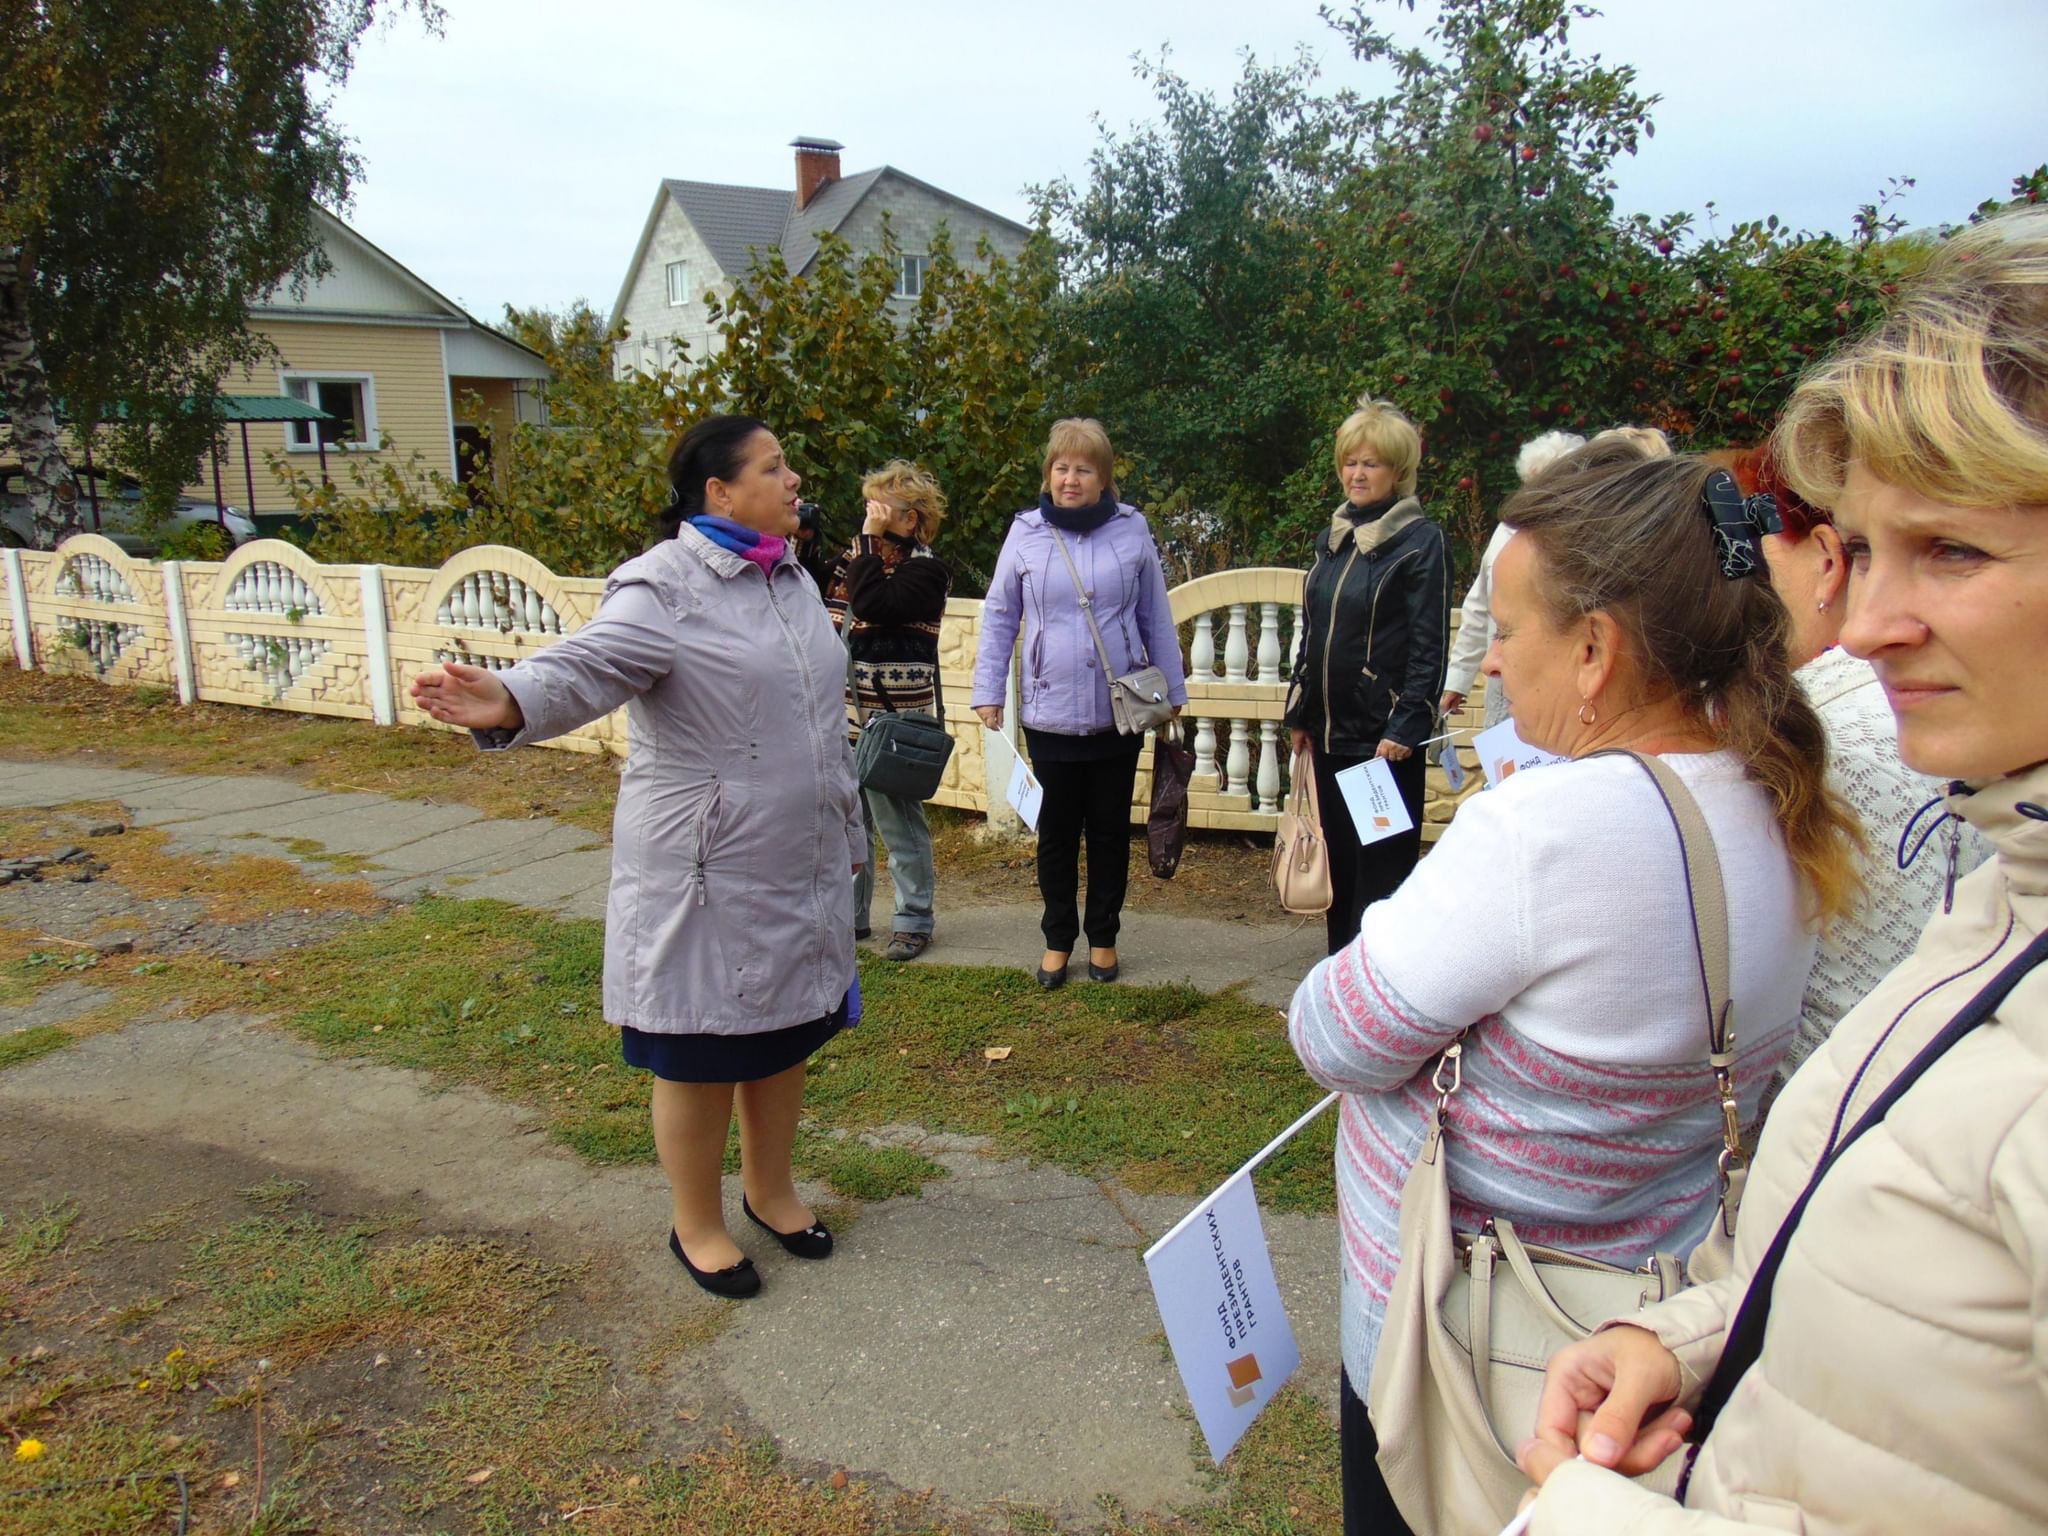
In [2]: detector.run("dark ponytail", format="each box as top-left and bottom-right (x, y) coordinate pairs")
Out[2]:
(660, 415), (770, 540)
(1503, 444), (1864, 925)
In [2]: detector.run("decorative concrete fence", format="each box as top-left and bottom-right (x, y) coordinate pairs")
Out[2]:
(1, 536), (1484, 841)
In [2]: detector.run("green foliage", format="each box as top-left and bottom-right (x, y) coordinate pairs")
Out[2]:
(1041, 0), (2034, 575)
(0, 1), (442, 541)
(301, 228), (1066, 586)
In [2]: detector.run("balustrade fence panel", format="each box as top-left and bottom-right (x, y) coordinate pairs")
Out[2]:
(5, 536), (1484, 841)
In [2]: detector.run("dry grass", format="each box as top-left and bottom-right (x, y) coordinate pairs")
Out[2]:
(0, 665), (623, 834)
(0, 665), (1290, 917)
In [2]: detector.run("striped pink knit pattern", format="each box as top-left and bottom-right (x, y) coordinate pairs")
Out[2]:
(1291, 934), (1788, 1389)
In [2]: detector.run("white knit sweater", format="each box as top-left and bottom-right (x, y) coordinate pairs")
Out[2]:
(1787, 648), (1991, 1069)
(1288, 749), (1815, 1394)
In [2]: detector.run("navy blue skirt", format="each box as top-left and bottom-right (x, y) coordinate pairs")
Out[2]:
(619, 1001), (848, 1084)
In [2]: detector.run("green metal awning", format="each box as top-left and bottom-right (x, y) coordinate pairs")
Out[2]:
(0, 395), (331, 423)
(216, 395), (332, 423)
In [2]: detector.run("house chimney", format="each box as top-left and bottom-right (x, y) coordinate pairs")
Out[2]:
(792, 136), (844, 211)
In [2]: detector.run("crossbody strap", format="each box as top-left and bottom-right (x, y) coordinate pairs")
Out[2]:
(1424, 752), (1738, 1187)
(1598, 751), (1746, 1205)
(1684, 925), (2048, 1470)
(1048, 527), (1145, 675)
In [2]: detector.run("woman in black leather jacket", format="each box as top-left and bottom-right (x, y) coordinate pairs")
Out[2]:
(1285, 398), (1451, 954)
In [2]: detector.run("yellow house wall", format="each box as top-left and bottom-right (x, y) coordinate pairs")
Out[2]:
(193, 319), (455, 518)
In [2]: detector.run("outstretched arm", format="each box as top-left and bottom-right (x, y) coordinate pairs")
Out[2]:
(413, 578), (676, 749)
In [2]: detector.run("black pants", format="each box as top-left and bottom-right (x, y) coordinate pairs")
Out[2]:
(1341, 1368), (1414, 1536)
(1312, 745), (1428, 956)
(1033, 747), (1142, 951)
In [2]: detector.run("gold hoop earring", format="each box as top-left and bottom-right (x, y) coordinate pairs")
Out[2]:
(1577, 700), (1597, 726)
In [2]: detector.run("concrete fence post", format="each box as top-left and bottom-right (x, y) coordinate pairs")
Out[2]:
(2, 547), (31, 669)
(359, 564), (397, 725)
(160, 560), (197, 704)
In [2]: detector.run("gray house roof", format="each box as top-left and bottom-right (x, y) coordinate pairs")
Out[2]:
(662, 179), (794, 283)
(609, 165), (1033, 330)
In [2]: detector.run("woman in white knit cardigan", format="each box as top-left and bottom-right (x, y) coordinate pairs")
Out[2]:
(1289, 438), (1862, 1536)
(1734, 445), (1990, 1072)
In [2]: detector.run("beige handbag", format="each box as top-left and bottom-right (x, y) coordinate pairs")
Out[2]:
(1370, 751), (1748, 1535)
(1272, 747), (1332, 914)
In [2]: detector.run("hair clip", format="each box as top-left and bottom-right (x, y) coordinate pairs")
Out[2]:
(1701, 470), (1783, 580)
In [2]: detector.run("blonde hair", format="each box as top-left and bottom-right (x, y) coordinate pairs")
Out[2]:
(1504, 440), (1863, 924)
(1589, 425), (1674, 460)
(1041, 418), (1118, 501)
(1775, 206), (2048, 511)
(1515, 430), (1587, 482)
(1334, 397), (1421, 496)
(861, 459), (948, 544)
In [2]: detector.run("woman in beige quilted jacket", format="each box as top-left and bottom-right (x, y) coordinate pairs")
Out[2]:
(1515, 207), (2048, 1533)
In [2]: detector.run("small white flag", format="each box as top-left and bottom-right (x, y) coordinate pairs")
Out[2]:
(1334, 757), (1415, 846)
(1435, 732), (1467, 793)
(1005, 755), (1044, 830)
(1472, 716), (1567, 788)
(1144, 1169), (1302, 1464)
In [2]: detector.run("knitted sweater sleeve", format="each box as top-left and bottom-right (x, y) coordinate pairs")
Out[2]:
(843, 539), (951, 627)
(1289, 777), (1537, 1092)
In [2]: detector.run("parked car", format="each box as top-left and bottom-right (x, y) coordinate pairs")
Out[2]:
(0, 464), (259, 554)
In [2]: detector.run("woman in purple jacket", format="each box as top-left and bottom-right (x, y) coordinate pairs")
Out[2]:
(972, 419), (1188, 988)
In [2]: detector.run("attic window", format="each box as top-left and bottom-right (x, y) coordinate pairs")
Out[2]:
(895, 254), (928, 300)
(666, 260), (691, 306)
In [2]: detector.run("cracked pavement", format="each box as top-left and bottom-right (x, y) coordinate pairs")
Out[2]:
(0, 758), (1341, 1521)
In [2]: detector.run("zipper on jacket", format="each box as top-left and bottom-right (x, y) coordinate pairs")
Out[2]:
(1319, 540), (1362, 753)
(762, 571), (840, 979)
(1362, 547), (1423, 697)
(691, 782), (724, 907)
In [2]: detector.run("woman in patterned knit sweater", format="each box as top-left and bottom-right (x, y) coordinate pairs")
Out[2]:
(1735, 447), (1990, 1073)
(1287, 437), (1862, 1536)
(823, 460), (952, 962)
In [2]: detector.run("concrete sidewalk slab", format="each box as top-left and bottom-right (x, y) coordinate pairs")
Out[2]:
(0, 1011), (1342, 1523)
(0, 753), (1346, 1522)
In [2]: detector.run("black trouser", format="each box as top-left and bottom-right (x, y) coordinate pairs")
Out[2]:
(1033, 748), (1143, 952)
(1340, 1369), (1414, 1536)
(1312, 743), (1428, 956)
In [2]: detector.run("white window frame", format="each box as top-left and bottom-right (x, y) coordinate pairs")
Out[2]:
(895, 254), (928, 300)
(665, 259), (691, 307)
(280, 371), (377, 452)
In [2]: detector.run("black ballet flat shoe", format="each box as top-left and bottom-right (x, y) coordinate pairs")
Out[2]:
(742, 1196), (834, 1260)
(1088, 959), (1121, 983)
(668, 1228), (761, 1298)
(1035, 961), (1069, 990)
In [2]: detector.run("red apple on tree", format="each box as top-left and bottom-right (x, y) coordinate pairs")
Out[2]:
(1473, 122), (1495, 144)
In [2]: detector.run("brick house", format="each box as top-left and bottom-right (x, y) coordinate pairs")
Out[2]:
(609, 138), (1033, 378)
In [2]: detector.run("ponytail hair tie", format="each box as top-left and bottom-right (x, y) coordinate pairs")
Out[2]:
(1701, 468), (1784, 581)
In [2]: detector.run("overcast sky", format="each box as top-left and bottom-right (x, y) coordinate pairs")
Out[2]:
(325, 0), (2046, 322)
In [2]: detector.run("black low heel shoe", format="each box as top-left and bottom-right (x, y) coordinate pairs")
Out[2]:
(742, 1196), (834, 1260)
(1088, 958), (1120, 983)
(1035, 963), (1068, 990)
(669, 1229), (761, 1298)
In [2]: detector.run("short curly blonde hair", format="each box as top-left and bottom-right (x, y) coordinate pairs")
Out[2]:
(1333, 397), (1421, 496)
(1589, 425), (1674, 460)
(861, 459), (948, 544)
(1775, 206), (2048, 511)
(1041, 418), (1118, 501)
